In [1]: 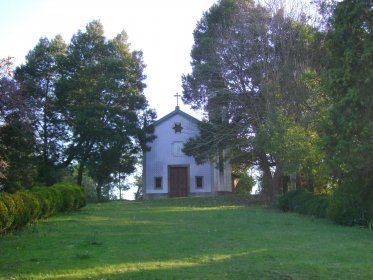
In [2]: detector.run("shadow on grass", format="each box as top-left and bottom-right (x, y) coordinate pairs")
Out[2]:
(19, 250), (298, 280)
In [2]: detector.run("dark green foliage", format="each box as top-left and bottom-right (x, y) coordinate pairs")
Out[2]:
(55, 20), (155, 190)
(15, 36), (68, 186)
(11, 192), (28, 227)
(52, 182), (86, 210)
(279, 186), (373, 226)
(311, 194), (329, 218)
(234, 173), (255, 194)
(17, 191), (41, 220)
(328, 179), (373, 226)
(278, 189), (329, 218)
(278, 189), (304, 212)
(321, 0), (373, 227)
(31, 187), (53, 218)
(2, 20), (155, 194)
(0, 192), (16, 229)
(0, 199), (9, 232)
(0, 183), (85, 234)
(32, 187), (57, 217)
(0, 115), (37, 192)
(182, 0), (325, 202)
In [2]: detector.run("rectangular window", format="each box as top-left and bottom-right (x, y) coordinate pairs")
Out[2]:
(172, 142), (184, 157)
(195, 176), (203, 188)
(154, 177), (162, 189)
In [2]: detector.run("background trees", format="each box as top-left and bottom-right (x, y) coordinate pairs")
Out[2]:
(15, 36), (67, 185)
(321, 0), (373, 225)
(1, 57), (37, 192)
(55, 21), (155, 198)
(0, 21), (155, 199)
(183, 0), (372, 224)
(182, 0), (325, 202)
(0, 58), (14, 182)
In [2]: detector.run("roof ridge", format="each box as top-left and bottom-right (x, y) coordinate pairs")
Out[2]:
(154, 106), (200, 126)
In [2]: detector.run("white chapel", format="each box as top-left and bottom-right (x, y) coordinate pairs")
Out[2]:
(143, 99), (232, 199)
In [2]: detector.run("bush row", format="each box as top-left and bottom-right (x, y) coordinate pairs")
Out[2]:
(0, 182), (85, 234)
(278, 187), (373, 227)
(327, 179), (373, 226)
(278, 189), (329, 219)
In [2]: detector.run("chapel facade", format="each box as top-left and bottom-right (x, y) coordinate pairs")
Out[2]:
(143, 105), (232, 199)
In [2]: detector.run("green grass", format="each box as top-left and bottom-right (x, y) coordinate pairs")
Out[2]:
(0, 195), (372, 279)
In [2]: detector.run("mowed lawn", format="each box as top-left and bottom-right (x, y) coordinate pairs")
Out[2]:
(0, 196), (372, 280)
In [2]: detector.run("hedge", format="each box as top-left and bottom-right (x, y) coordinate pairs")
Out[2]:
(0, 182), (85, 234)
(327, 180), (373, 226)
(278, 189), (329, 219)
(279, 186), (373, 227)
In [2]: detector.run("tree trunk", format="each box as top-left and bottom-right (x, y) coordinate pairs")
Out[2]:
(258, 151), (283, 205)
(77, 162), (84, 186)
(296, 173), (302, 189)
(96, 183), (102, 201)
(43, 80), (50, 163)
(272, 164), (283, 198)
(76, 142), (93, 186)
(306, 165), (314, 192)
(283, 175), (290, 193)
(258, 151), (274, 204)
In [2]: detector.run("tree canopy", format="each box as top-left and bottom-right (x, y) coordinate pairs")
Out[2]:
(1, 20), (155, 198)
(320, 0), (373, 224)
(182, 0), (325, 201)
(182, 0), (373, 223)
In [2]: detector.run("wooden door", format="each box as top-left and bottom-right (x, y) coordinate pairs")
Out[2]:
(169, 166), (188, 197)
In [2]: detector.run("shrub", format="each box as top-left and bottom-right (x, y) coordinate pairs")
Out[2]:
(234, 173), (255, 194)
(328, 179), (373, 226)
(328, 189), (356, 226)
(291, 190), (314, 214)
(53, 183), (75, 211)
(0, 182), (85, 234)
(49, 187), (63, 212)
(0, 199), (10, 233)
(11, 192), (28, 228)
(278, 189), (329, 219)
(278, 189), (305, 212)
(0, 192), (16, 229)
(304, 194), (329, 218)
(45, 187), (62, 215)
(18, 191), (41, 220)
(52, 183), (86, 210)
(31, 187), (53, 218)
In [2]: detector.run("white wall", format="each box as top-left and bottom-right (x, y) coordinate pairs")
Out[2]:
(144, 112), (212, 195)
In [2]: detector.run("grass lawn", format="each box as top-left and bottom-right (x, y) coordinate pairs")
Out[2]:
(0, 196), (372, 279)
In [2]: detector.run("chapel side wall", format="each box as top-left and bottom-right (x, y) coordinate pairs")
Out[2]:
(144, 113), (212, 196)
(211, 153), (233, 193)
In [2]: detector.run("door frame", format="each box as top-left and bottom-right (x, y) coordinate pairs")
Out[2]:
(168, 165), (189, 197)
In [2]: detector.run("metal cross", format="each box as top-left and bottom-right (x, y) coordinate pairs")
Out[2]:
(174, 92), (181, 107)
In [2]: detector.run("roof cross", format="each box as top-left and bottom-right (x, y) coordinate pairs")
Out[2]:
(174, 92), (181, 107)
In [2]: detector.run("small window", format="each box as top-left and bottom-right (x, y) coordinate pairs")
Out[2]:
(172, 142), (184, 157)
(154, 177), (162, 189)
(196, 176), (203, 188)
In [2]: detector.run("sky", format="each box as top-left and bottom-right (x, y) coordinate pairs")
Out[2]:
(0, 0), (218, 119)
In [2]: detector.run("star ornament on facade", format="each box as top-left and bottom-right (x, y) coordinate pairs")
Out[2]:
(172, 122), (183, 133)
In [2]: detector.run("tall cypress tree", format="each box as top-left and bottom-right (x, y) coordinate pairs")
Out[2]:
(322, 0), (373, 225)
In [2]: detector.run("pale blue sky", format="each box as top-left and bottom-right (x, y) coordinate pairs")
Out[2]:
(1, 0), (218, 119)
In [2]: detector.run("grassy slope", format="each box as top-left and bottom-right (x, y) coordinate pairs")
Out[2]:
(0, 196), (372, 280)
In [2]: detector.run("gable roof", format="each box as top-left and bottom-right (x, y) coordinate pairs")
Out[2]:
(154, 106), (200, 127)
